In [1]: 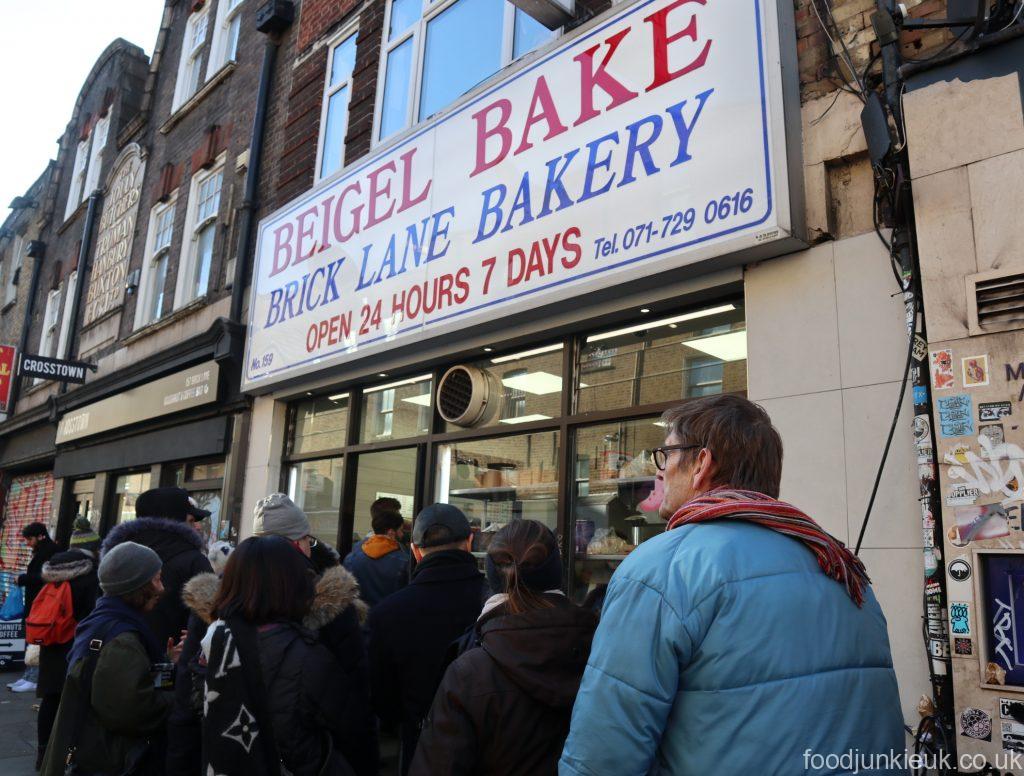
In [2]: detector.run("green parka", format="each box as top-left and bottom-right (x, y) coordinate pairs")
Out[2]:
(40, 631), (172, 776)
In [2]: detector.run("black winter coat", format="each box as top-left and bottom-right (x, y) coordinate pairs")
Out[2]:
(175, 563), (377, 776)
(410, 595), (598, 776)
(37, 549), (99, 696)
(367, 550), (486, 773)
(101, 517), (213, 646)
(19, 536), (59, 612)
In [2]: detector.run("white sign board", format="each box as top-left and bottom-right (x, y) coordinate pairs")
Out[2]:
(244, 0), (793, 390)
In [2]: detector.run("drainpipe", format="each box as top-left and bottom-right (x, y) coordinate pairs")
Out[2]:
(59, 191), (102, 395)
(229, 1), (294, 324)
(7, 241), (47, 413)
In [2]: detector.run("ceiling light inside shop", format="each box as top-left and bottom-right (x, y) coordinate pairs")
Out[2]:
(499, 414), (553, 424)
(483, 347), (493, 352)
(364, 374), (433, 393)
(401, 394), (432, 407)
(640, 308), (650, 313)
(683, 331), (747, 361)
(501, 371), (562, 395)
(328, 393), (350, 402)
(586, 305), (736, 343)
(490, 343), (563, 364)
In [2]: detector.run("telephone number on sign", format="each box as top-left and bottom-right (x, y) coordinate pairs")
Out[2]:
(591, 188), (756, 259)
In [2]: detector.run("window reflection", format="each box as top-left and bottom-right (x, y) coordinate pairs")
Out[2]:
(115, 472), (152, 523)
(361, 375), (432, 442)
(353, 448), (417, 541)
(287, 458), (344, 544)
(292, 394), (349, 454)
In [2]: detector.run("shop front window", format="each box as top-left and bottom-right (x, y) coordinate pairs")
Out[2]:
(576, 304), (747, 413)
(571, 418), (665, 604)
(287, 458), (344, 544)
(292, 394), (349, 454)
(360, 375), (432, 442)
(444, 344), (563, 432)
(192, 490), (225, 544)
(115, 472), (152, 523)
(72, 479), (97, 531)
(352, 448), (418, 542)
(437, 430), (559, 554)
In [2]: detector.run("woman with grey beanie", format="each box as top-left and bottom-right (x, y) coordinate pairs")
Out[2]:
(40, 541), (179, 776)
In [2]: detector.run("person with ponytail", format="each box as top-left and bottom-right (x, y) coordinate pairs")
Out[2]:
(410, 519), (597, 776)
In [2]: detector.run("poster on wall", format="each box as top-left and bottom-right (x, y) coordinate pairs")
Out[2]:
(243, 0), (796, 391)
(0, 345), (16, 415)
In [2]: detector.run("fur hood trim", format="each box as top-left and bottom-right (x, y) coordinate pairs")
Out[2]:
(41, 555), (94, 583)
(101, 516), (203, 557)
(182, 565), (367, 627)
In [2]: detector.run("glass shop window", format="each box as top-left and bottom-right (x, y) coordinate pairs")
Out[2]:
(115, 472), (152, 523)
(352, 448), (418, 542)
(444, 344), (564, 432)
(571, 418), (665, 604)
(980, 553), (1024, 687)
(286, 458), (344, 544)
(576, 304), (747, 413)
(437, 430), (559, 554)
(292, 393), (350, 454)
(360, 374), (433, 442)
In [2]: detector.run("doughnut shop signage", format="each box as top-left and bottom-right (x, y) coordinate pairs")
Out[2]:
(244, 0), (794, 390)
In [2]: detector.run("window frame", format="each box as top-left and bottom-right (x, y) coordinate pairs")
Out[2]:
(135, 192), (179, 329)
(207, 0), (246, 78)
(55, 270), (78, 360)
(64, 138), (90, 221)
(315, 23), (360, 182)
(4, 234), (24, 306)
(82, 115), (109, 198)
(172, 5), (212, 112)
(174, 157), (225, 311)
(372, 0), (556, 146)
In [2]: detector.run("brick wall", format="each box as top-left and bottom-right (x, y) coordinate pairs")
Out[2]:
(297, 0), (363, 53)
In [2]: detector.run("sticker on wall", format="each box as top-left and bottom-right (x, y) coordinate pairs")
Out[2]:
(946, 484), (981, 507)
(949, 558), (972, 582)
(931, 350), (955, 390)
(938, 394), (975, 438)
(980, 401), (1013, 422)
(954, 638), (974, 656)
(961, 707), (993, 741)
(981, 424), (1006, 447)
(913, 385), (928, 406)
(926, 581), (942, 596)
(953, 504), (1011, 544)
(1002, 721), (1024, 753)
(929, 637), (950, 658)
(987, 662), (1008, 686)
(948, 444), (972, 464)
(1000, 698), (1024, 721)
(963, 355), (991, 388)
(912, 336), (928, 363)
(950, 601), (972, 635)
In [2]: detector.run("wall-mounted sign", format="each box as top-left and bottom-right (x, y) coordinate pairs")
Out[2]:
(243, 0), (796, 391)
(83, 144), (145, 327)
(56, 360), (218, 444)
(18, 354), (97, 384)
(0, 345), (16, 414)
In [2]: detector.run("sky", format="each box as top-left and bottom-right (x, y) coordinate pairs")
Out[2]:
(0, 1), (166, 222)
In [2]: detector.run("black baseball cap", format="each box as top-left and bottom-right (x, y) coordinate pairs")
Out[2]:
(412, 503), (471, 547)
(136, 487), (211, 522)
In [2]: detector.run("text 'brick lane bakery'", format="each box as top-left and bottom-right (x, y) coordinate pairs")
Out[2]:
(239, 0), (805, 597)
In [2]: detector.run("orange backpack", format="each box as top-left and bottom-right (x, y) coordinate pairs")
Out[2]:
(26, 581), (77, 646)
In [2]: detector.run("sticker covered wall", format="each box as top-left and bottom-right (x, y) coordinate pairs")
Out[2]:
(243, 0), (796, 390)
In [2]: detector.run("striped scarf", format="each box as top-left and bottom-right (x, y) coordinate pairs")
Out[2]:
(666, 487), (870, 607)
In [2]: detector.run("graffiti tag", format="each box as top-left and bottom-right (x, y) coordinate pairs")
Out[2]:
(946, 435), (1024, 506)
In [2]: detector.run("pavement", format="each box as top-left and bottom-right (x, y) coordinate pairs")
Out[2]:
(0, 664), (38, 776)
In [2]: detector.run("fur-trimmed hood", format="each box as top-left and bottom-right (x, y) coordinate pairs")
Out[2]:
(182, 564), (367, 629)
(41, 549), (95, 583)
(101, 516), (204, 562)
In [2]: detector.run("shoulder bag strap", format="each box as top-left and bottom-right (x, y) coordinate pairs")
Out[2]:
(64, 621), (118, 770)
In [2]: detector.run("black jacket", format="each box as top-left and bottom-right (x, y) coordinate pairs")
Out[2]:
(410, 595), (598, 776)
(176, 562), (377, 776)
(368, 550), (486, 772)
(19, 536), (59, 612)
(37, 549), (99, 696)
(102, 517), (213, 646)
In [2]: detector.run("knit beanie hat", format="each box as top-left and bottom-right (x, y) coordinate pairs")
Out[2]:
(99, 541), (162, 596)
(252, 493), (311, 541)
(70, 516), (100, 550)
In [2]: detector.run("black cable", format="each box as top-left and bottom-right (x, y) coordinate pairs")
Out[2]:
(854, 290), (917, 555)
(901, 27), (970, 64)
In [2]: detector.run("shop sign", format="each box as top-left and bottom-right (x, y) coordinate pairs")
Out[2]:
(56, 361), (218, 444)
(83, 144), (145, 327)
(18, 353), (97, 384)
(0, 345), (16, 414)
(244, 0), (795, 390)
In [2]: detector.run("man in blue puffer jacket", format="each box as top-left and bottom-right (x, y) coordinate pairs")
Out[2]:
(560, 395), (906, 775)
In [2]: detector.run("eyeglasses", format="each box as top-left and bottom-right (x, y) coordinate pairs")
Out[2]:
(652, 444), (702, 471)
(307, 536), (319, 548)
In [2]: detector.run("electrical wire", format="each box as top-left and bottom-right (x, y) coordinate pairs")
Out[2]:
(854, 289), (917, 555)
(901, 27), (970, 64)
(809, 0), (866, 97)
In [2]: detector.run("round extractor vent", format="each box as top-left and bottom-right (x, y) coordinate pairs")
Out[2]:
(437, 365), (500, 427)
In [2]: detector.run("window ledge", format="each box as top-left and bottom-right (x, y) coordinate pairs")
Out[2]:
(161, 62), (237, 135)
(1, 299), (16, 314)
(121, 295), (211, 345)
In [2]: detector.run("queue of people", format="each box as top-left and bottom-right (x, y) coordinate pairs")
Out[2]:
(9, 395), (907, 775)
